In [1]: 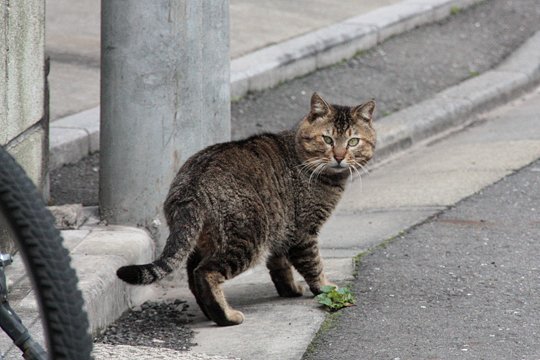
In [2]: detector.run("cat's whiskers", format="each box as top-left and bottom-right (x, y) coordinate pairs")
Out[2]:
(314, 162), (328, 183)
(296, 163), (313, 174)
(350, 162), (364, 192)
(350, 161), (363, 177)
(296, 157), (322, 170)
(308, 163), (326, 186)
(296, 157), (321, 167)
(297, 158), (323, 177)
(351, 159), (370, 179)
(296, 159), (316, 170)
(303, 156), (323, 163)
(308, 163), (325, 184)
(352, 165), (362, 181)
(355, 160), (370, 175)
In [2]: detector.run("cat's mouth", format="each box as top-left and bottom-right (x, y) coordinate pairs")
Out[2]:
(328, 163), (349, 172)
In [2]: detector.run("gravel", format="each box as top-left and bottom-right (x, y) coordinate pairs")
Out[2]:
(94, 300), (196, 351)
(92, 344), (240, 360)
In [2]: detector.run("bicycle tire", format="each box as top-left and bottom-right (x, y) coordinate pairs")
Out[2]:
(0, 146), (93, 359)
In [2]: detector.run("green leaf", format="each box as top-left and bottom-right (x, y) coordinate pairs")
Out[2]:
(319, 297), (333, 306)
(321, 285), (337, 293)
(315, 285), (356, 311)
(336, 287), (349, 295)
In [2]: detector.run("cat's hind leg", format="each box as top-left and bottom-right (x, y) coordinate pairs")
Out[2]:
(192, 259), (247, 326)
(288, 238), (336, 295)
(192, 238), (259, 326)
(186, 248), (211, 320)
(192, 203), (265, 326)
(266, 254), (304, 297)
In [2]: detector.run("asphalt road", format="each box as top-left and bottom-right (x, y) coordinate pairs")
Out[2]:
(50, 0), (540, 207)
(304, 158), (540, 359)
(231, 0), (540, 139)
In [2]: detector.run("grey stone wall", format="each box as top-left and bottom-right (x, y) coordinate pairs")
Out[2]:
(1, 0), (47, 252)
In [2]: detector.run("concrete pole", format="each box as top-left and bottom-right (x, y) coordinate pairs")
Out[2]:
(100, 0), (230, 248)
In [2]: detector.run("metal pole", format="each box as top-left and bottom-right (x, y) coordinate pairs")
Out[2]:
(100, 0), (230, 248)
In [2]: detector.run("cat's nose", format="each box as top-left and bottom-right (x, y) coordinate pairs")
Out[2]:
(334, 155), (344, 164)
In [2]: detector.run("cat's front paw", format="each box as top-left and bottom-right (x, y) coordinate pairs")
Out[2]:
(226, 310), (245, 325)
(215, 309), (245, 326)
(309, 274), (337, 295)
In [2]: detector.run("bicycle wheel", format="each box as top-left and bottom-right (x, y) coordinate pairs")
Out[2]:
(0, 146), (93, 359)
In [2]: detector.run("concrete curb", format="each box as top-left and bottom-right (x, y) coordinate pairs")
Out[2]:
(374, 30), (540, 160)
(6, 220), (155, 347)
(66, 224), (155, 335)
(50, 106), (99, 170)
(49, 0), (482, 171)
(230, 0), (482, 99)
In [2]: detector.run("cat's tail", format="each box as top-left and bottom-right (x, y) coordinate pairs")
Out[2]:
(116, 201), (203, 285)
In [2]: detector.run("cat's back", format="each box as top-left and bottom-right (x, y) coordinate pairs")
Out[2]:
(167, 131), (297, 202)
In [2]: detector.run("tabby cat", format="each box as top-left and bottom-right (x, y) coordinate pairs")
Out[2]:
(117, 93), (376, 326)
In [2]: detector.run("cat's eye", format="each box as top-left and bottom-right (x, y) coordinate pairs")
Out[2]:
(322, 135), (334, 145)
(348, 138), (360, 147)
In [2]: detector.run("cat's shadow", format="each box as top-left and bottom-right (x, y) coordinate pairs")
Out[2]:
(152, 266), (321, 328)
(188, 281), (318, 328)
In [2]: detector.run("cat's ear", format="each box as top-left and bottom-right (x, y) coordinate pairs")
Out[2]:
(352, 99), (376, 122)
(310, 92), (331, 118)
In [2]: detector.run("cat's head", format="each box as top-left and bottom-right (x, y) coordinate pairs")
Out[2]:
(295, 92), (376, 177)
